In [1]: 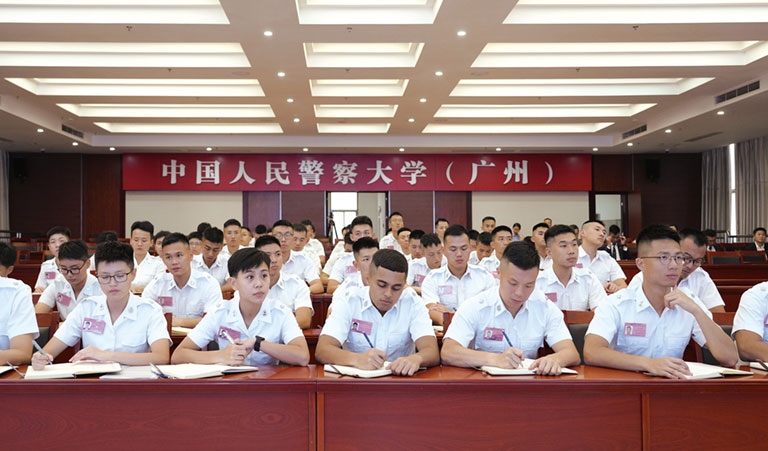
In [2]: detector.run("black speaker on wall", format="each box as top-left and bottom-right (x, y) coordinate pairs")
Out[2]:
(11, 157), (28, 182)
(645, 158), (661, 183)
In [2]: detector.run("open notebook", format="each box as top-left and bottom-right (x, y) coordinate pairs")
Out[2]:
(0, 366), (15, 376)
(644, 362), (752, 380)
(24, 362), (122, 380)
(324, 363), (392, 378)
(481, 359), (578, 376)
(171, 326), (194, 335)
(153, 364), (259, 379)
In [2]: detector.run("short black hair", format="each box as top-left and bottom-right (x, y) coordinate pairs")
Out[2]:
(501, 241), (540, 270)
(491, 225), (513, 240)
(468, 229), (479, 241)
(544, 224), (576, 245)
(96, 230), (118, 244)
(679, 228), (707, 247)
(254, 235), (280, 250)
(47, 226), (71, 240)
(444, 224), (469, 241)
(703, 229), (717, 238)
(299, 220), (314, 233)
(532, 222), (549, 233)
(435, 218), (449, 226)
(224, 218), (242, 229)
(754, 227), (767, 235)
(202, 227), (224, 244)
(409, 230), (425, 242)
(482, 216), (496, 223)
(227, 248), (271, 276)
(0, 243), (17, 267)
(397, 227), (411, 237)
(241, 225), (250, 231)
(293, 223), (308, 234)
(343, 232), (354, 245)
(353, 237), (379, 257)
(478, 232), (492, 246)
(371, 249), (408, 275)
(160, 232), (188, 248)
(131, 221), (154, 238)
(636, 224), (680, 253)
(58, 240), (89, 261)
(513, 222), (521, 229)
(255, 224), (267, 234)
(582, 219), (605, 227)
(196, 222), (211, 234)
(154, 230), (171, 244)
(188, 231), (202, 241)
(272, 219), (292, 230)
(350, 215), (373, 230)
(94, 241), (134, 271)
(570, 224), (579, 233)
(388, 211), (403, 221)
(608, 224), (621, 235)
(420, 233), (441, 248)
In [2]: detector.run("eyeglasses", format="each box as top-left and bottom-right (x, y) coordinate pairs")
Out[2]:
(97, 272), (131, 284)
(59, 261), (87, 275)
(682, 255), (706, 266)
(638, 254), (685, 266)
(273, 232), (293, 240)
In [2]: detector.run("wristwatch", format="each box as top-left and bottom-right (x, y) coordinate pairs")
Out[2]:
(254, 336), (264, 352)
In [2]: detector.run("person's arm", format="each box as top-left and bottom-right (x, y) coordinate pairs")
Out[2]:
(326, 279), (340, 294)
(34, 302), (53, 314)
(249, 336), (309, 366)
(34, 284), (57, 314)
(308, 278), (324, 294)
(1, 334), (34, 365)
(584, 334), (692, 379)
(31, 336), (70, 369)
(441, 338), (525, 369)
(389, 335), (439, 376)
(315, 335), (387, 370)
(734, 330), (768, 362)
(605, 278), (627, 294)
(588, 274), (609, 310)
(171, 335), (249, 365)
(421, 274), (450, 324)
(69, 339), (170, 365)
(529, 340), (580, 375)
(174, 317), (203, 328)
(295, 307), (312, 329)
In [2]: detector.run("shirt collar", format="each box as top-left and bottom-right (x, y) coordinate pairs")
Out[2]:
(169, 269), (198, 290)
(492, 289), (529, 318)
(229, 295), (273, 325)
(121, 294), (142, 321)
(542, 266), (577, 287)
(361, 287), (400, 313)
(633, 285), (655, 313)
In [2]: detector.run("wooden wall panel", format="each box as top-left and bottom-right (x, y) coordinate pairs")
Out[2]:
(83, 155), (124, 239)
(434, 191), (471, 229)
(281, 190), (326, 236)
(389, 191), (433, 233)
(632, 153), (702, 230)
(243, 191), (280, 231)
(592, 154), (633, 192)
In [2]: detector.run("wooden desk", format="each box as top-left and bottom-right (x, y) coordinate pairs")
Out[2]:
(1, 365), (318, 450)
(311, 294), (332, 328)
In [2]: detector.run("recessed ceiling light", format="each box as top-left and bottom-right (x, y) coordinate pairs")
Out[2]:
(665, 129), (672, 133)
(277, 71), (286, 77)
(592, 147), (599, 152)
(36, 128), (44, 133)
(287, 98), (294, 103)
(293, 117), (300, 123)
(398, 147), (405, 152)
(302, 147), (309, 152)
(457, 30), (467, 37)
(206, 147), (213, 151)
(72, 142), (78, 146)
(7, 78), (266, 97)
(264, 30), (273, 37)
(717, 110), (725, 115)
(495, 147), (501, 151)
(408, 117), (415, 123)
(435, 71), (444, 77)
(419, 98), (427, 103)
(627, 142), (634, 147)
(109, 147), (116, 151)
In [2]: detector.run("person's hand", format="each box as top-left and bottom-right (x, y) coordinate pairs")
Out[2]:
(31, 351), (52, 370)
(646, 357), (691, 379)
(604, 282), (620, 294)
(389, 354), (422, 376)
(529, 355), (563, 375)
(220, 341), (247, 366)
(619, 235), (627, 245)
(664, 288), (701, 315)
(70, 346), (108, 363)
(428, 303), (451, 313)
(491, 347), (525, 369)
(356, 348), (387, 370)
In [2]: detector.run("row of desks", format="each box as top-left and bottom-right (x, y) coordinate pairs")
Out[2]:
(3, 364), (768, 450)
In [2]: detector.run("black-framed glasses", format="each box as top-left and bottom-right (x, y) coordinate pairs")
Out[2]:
(97, 272), (131, 284)
(682, 255), (706, 266)
(59, 261), (88, 276)
(638, 254), (685, 266)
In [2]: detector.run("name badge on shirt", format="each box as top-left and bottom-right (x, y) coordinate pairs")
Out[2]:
(438, 285), (453, 296)
(45, 271), (56, 280)
(82, 318), (106, 335)
(545, 292), (558, 303)
(345, 265), (358, 274)
(157, 296), (173, 307)
(482, 327), (504, 341)
(575, 263), (584, 269)
(491, 270), (499, 279)
(414, 274), (425, 284)
(56, 292), (72, 307)
(217, 326), (242, 342)
(623, 322), (647, 337)
(350, 319), (373, 335)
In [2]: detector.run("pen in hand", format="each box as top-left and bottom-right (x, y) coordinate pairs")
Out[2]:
(501, 331), (523, 369)
(362, 332), (375, 349)
(32, 341), (53, 365)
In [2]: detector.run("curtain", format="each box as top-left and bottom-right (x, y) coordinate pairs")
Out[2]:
(701, 146), (730, 232)
(735, 136), (768, 236)
(0, 151), (9, 236)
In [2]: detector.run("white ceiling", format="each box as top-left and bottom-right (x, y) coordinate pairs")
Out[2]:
(1, 0), (768, 155)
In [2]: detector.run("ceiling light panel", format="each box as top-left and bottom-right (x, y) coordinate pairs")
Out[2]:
(422, 123), (614, 133)
(0, 1), (229, 24)
(0, 42), (249, 67)
(57, 103), (275, 118)
(5, 78), (265, 96)
(309, 79), (409, 96)
(94, 122), (283, 133)
(505, 1), (768, 24)
(317, 123), (391, 133)
(314, 104), (398, 118)
(450, 78), (714, 96)
(296, 0), (443, 24)
(304, 42), (424, 67)
(472, 41), (768, 67)
(434, 104), (656, 118)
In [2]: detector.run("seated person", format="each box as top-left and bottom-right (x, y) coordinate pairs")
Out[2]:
(703, 229), (723, 252)
(435, 218), (449, 243)
(321, 227), (350, 281)
(732, 281), (768, 362)
(512, 223), (522, 241)
(479, 226), (514, 279)
(142, 233), (223, 327)
(578, 220), (627, 294)
(35, 226), (71, 293)
(328, 237), (379, 315)
(535, 224), (607, 311)
(397, 227), (411, 258)
(316, 249), (439, 376)
(239, 226), (252, 247)
(378, 212), (404, 253)
(422, 225), (496, 325)
(0, 243), (38, 365)
(583, 225), (738, 379)
(531, 222), (549, 269)
(743, 226), (767, 255)
(272, 220), (323, 294)
(628, 228), (725, 312)
(481, 216), (496, 234)
(129, 220), (166, 293)
(441, 242), (580, 375)
(407, 229), (425, 261)
(152, 231), (171, 255)
(188, 231), (203, 256)
(220, 219), (247, 258)
(172, 249), (309, 367)
(31, 241), (171, 368)
(469, 231), (493, 266)
(88, 230), (119, 267)
(301, 220), (326, 266)
(35, 240), (103, 320)
(407, 233), (446, 295)
(253, 235), (313, 329)
(292, 223), (322, 272)
(327, 216), (375, 294)
(192, 227), (234, 294)
(603, 225), (632, 260)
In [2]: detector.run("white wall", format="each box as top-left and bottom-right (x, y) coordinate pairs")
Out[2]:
(125, 191), (243, 237)
(471, 191), (589, 234)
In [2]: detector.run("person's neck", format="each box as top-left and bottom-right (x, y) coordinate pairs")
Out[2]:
(203, 256), (216, 268)
(501, 294), (524, 318)
(536, 245), (546, 258)
(135, 252), (147, 264)
(70, 277), (87, 297)
(227, 242), (239, 254)
(582, 242), (598, 259)
(282, 248), (291, 263)
(172, 269), (192, 289)
(756, 241), (765, 249)
(106, 293), (130, 323)
(448, 262), (468, 279)
(270, 272), (280, 288)
(641, 279), (670, 315)
(239, 297), (263, 328)
(553, 264), (573, 287)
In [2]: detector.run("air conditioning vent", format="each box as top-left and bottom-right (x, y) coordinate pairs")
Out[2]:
(715, 81), (759, 104)
(622, 124), (647, 140)
(0, 136), (13, 143)
(61, 124), (84, 139)
(685, 131), (722, 143)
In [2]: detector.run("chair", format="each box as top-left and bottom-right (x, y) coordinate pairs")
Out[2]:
(164, 312), (173, 337)
(707, 251), (741, 264)
(562, 310), (595, 364)
(442, 312), (455, 334)
(35, 312), (60, 348)
(701, 312), (736, 366)
(740, 251), (767, 263)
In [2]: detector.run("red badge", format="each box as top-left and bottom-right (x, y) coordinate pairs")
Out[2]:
(482, 327), (504, 341)
(545, 292), (558, 303)
(157, 296), (173, 307)
(345, 265), (358, 274)
(56, 292), (72, 307)
(82, 318), (106, 334)
(414, 274), (426, 284)
(623, 322), (647, 337)
(45, 271), (56, 280)
(438, 285), (453, 296)
(491, 270), (499, 279)
(576, 263), (584, 269)
(350, 319), (373, 335)
(217, 326), (242, 342)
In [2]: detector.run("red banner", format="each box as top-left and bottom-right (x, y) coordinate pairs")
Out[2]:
(122, 154), (591, 191)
